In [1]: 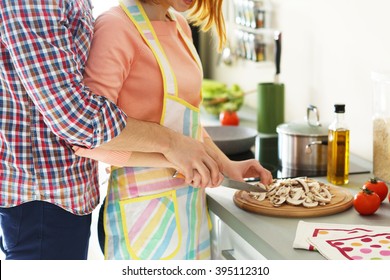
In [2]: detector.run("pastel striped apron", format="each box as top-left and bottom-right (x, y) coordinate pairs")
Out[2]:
(102, 0), (211, 260)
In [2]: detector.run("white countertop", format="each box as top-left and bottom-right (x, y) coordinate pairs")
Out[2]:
(202, 106), (389, 260)
(206, 158), (390, 260)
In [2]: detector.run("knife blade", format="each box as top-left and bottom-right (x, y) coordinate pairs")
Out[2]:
(221, 177), (267, 193)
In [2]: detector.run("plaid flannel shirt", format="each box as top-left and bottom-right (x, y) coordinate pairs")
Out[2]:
(0, 0), (127, 215)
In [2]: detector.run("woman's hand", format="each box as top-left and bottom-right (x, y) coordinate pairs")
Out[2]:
(187, 170), (224, 189)
(201, 132), (273, 187)
(222, 159), (273, 185)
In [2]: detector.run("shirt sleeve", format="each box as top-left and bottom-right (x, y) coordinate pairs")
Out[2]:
(0, 0), (127, 148)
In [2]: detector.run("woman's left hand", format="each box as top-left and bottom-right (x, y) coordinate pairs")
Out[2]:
(223, 159), (273, 185)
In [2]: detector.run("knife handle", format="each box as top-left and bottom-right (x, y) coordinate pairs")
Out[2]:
(173, 170), (185, 179)
(274, 31), (282, 75)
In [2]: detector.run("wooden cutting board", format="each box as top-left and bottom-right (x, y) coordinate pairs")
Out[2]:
(233, 185), (354, 218)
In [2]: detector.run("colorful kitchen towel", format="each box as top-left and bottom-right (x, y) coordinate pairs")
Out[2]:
(293, 221), (390, 260)
(308, 232), (390, 260)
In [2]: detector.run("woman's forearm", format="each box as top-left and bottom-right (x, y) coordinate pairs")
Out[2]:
(73, 145), (175, 168)
(125, 152), (175, 168)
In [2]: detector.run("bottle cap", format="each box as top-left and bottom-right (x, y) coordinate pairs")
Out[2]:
(334, 104), (345, 113)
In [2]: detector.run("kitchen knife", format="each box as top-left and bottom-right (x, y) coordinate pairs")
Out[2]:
(221, 177), (267, 193)
(274, 31), (282, 84)
(173, 171), (267, 193)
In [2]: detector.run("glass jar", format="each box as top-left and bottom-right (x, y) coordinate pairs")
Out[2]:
(372, 71), (390, 182)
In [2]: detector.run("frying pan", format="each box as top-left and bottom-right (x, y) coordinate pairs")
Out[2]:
(204, 126), (258, 155)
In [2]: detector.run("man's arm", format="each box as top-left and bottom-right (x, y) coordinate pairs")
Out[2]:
(0, 0), (127, 148)
(98, 118), (224, 187)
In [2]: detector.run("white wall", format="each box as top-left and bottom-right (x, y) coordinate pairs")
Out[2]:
(91, 0), (117, 17)
(206, 0), (390, 162)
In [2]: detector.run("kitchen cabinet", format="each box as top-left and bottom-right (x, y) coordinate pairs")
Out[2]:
(209, 210), (266, 260)
(207, 155), (390, 260)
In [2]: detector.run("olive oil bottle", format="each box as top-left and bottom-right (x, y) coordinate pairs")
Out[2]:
(327, 104), (350, 185)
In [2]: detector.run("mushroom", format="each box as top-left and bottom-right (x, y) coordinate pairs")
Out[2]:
(286, 188), (305, 206)
(296, 178), (310, 193)
(249, 177), (334, 208)
(303, 200), (319, 208)
(253, 192), (266, 201)
(270, 195), (286, 207)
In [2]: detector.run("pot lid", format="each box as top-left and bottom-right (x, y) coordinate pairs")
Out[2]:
(277, 105), (328, 136)
(277, 121), (328, 136)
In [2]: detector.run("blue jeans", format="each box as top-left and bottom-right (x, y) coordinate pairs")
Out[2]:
(0, 201), (91, 260)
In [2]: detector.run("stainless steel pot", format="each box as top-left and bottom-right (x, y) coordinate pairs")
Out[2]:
(276, 105), (328, 173)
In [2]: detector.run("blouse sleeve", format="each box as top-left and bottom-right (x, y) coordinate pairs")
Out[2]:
(83, 9), (137, 103)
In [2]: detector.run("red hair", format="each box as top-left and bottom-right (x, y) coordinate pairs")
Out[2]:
(140, 0), (226, 51)
(187, 0), (226, 52)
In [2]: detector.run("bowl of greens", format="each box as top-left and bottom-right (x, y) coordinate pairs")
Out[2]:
(201, 79), (244, 116)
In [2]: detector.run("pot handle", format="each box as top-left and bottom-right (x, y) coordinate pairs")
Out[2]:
(306, 105), (321, 127)
(305, 140), (328, 154)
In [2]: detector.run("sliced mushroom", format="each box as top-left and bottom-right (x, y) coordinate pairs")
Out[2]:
(296, 178), (310, 193)
(253, 192), (266, 201)
(286, 188), (305, 206)
(270, 195), (286, 207)
(276, 185), (290, 196)
(286, 197), (305, 206)
(303, 200), (319, 208)
(249, 177), (334, 208)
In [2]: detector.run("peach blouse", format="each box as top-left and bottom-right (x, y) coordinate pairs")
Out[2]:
(74, 6), (205, 165)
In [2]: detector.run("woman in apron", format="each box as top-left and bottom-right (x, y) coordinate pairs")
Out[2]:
(75, 0), (272, 260)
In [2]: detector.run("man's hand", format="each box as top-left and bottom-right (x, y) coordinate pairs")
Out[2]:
(164, 132), (224, 188)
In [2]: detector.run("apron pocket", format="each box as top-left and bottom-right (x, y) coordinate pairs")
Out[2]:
(119, 190), (182, 260)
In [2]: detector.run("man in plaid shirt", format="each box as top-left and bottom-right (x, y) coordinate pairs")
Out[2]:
(0, 0), (224, 260)
(0, 0), (127, 260)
